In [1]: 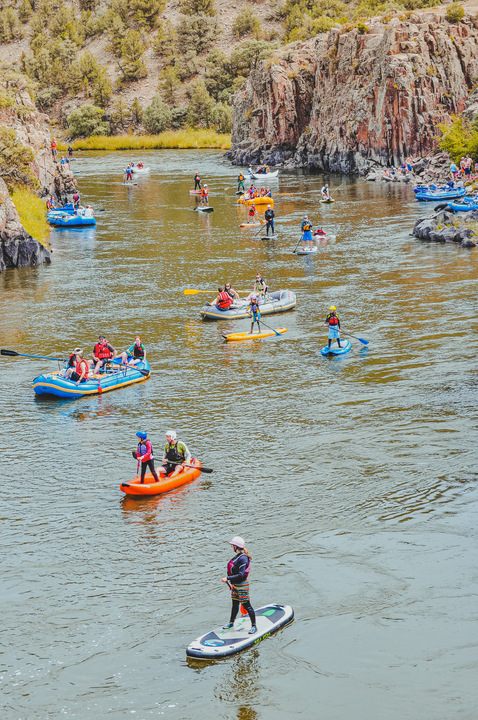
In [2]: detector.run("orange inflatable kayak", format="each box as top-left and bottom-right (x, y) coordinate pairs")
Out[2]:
(120, 458), (202, 496)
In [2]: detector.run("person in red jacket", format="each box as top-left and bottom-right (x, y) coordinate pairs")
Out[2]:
(92, 335), (117, 374)
(200, 184), (209, 206)
(65, 351), (90, 385)
(209, 287), (234, 311)
(133, 432), (159, 484)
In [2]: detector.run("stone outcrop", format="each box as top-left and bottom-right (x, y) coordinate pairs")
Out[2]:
(228, 10), (478, 172)
(0, 178), (51, 272)
(413, 209), (476, 247)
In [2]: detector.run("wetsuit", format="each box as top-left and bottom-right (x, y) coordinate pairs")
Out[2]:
(137, 439), (159, 484)
(265, 208), (275, 235)
(227, 552), (256, 627)
(194, 173), (201, 190)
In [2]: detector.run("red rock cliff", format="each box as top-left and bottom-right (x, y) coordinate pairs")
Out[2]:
(228, 9), (478, 171)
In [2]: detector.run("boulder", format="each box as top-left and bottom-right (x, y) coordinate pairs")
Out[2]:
(0, 179), (51, 272)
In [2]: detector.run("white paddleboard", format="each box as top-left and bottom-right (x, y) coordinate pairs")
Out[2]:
(261, 234), (277, 239)
(296, 246), (318, 255)
(197, 206), (214, 212)
(186, 604), (294, 659)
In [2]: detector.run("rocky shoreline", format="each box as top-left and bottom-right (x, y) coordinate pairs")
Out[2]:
(413, 209), (476, 247)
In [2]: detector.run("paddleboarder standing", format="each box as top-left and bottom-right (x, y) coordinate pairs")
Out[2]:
(134, 431), (159, 484)
(194, 171), (201, 190)
(265, 204), (275, 236)
(222, 536), (257, 634)
(301, 216), (313, 250)
(323, 305), (342, 349)
(247, 295), (261, 334)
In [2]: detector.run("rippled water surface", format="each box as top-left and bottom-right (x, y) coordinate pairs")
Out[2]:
(1, 151), (477, 720)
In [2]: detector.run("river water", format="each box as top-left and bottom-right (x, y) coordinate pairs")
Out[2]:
(1, 150), (477, 720)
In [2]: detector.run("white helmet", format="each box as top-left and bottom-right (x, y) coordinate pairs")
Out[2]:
(166, 430), (177, 441)
(229, 536), (245, 549)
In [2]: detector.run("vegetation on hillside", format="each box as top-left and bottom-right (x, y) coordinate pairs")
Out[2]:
(11, 186), (50, 246)
(62, 129), (231, 149)
(439, 116), (478, 162)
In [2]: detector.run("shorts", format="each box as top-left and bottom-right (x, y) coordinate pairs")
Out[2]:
(70, 371), (86, 382)
(303, 230), (312, 241)
(231, 581), (250, 603)
(328, 327), (340, 340)
(465, 167), (471, 175)
(252, 310), (261, 321)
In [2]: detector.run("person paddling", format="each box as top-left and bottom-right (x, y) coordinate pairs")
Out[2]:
(301, 215), (313, 250)
(323, 305), (342, 349)
(68, 145), (73, 158)
(73, 191), (80, 210)
(265, 204), (275, 236)
(248, 203), (257, 221)
(221, 536), (257, 634)
(321, 184), (330, 201)
(134, 431), (159, 484)
(194, 171), (201, 191)
(120, 335), (146, 366)
(125, 164), (133, 183)
(159, 430), (191, 478)
(247, 295), (261, 334)
(238, 172), (245, 192)
(200, 184), (209, 206)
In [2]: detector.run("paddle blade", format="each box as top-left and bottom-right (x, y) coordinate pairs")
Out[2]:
(1, 349), (19, 356)
(184, 289), (200, 295)
(199, 466), (213, 473)
(358, 338), (369, 345)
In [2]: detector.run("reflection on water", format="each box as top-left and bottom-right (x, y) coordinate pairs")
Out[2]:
(0, 150), (477, 720)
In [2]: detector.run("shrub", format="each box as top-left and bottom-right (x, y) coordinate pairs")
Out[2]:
(49, 7), (85, 47)
(180, 0), (216, 15)
(356, 19), (369, 33)
(232, 5), (261, 38)
(170, 106), (188, 128)
(18, 0), (33, 23)
(129, 97), (143, 124)
(438, 116), (478, 161)
(0, 127), (38, 190)
(159, 66), (180, 104)
(93, 68), (113, 106)
(143, 95), (173, 133)
(446, 2), (464, 22)
(187, 79), (215, 127)
(210, 102), (231, 133)
(107, 15), (127, 58)
(67, 104), (110, 138)
(152, 19), (176, 57)
(173, 54), (197, 81)
(36, 86), (63, 110)
(131, 0), (166, 28)
(176, 14), (220, 54)
(110, 98), (129, 132)
(0, 8), (23, 43)
(120, 29), (148, 81)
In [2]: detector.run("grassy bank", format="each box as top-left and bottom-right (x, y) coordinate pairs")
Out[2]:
(12, 187), (50, 247)
(58, 130), (231, 152)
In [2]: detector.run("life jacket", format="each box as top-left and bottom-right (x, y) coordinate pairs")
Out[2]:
(303, 221), (311, 231)
(132, 343), (145, 358)
(67, 352), (76, 368)
(195, 174), (200, 181)
(217, 291), (233, 309)
(51, 140), (56, 149)
(327, 313), (339, 327)
(137, 439), (153, 461)
(248, 206), (256, 216)
(227, 553), (251, 582)
(94, 341), (112, 360)
(165, 442), (185, 464)
(201, 187), (209, 196)
(46, 200), (53, 210)
(75, 358), (88, 376)
(238, 173), (244, 181)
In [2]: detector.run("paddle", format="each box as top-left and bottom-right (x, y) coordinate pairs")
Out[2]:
(120, 363), (150, 377)
(184, 288), (251, 295)
(166, 459), (214, 473)
(1, 348), (66, 362)
(292, 236), (302, 254)
(341, 331), (369, 345)
(253, 318), (281, 336)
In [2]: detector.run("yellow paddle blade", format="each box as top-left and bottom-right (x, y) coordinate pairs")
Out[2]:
(184, 289), (213, 295)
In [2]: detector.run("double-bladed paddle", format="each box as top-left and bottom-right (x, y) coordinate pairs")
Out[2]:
(131, 453), (213, 473)
(184, 288), (251, 295)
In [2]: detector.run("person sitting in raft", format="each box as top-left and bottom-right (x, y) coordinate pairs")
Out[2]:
(46, 198), (54, 211)
(159, 430), (191, 478)
(84, 205), (94, 218)
(253, 273), (268, 296)
(133, 431), (159, 484)
(248, 184), (257, 199)
(194, 171), (201, 190)
(92, 335), (117, 374)
(65, 350), (90, 385)
(259, 186), (266, 197)
(209, 287), (235, 311)
(248, 164), (253, 175)
(301, 215), (313, 250)
(137, 162), (143, 169)
(200, 184), (209, 206)
(120, 335), (146, 366)
(247, 294), (261, 334)
(265, 205), (275, 236)
(321, 184), (330, 200)
(60, 347), (83, 377)
(221, 535), (257, 634)
(323, 305), (342, 349)
(237, 172), (245, 192)
(224, 282), (240, 302)
(264, 187), (272, 198)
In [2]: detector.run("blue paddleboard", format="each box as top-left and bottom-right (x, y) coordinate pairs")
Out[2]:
(320, 339), (351, 356)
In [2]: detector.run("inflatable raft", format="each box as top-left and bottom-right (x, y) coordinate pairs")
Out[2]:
(33, 358), (150, 398)
(223, 328), (287, 341)
(200, 290), (296, 321)
(47, 203), (76, 218)
(251, 170), (279, 179)
(445, 196), (478, 211)
(238, 196), (274, 206)
(415, 188), (466, 201)
(120, 458), (201, 496)
(320, 339), (351, 356)
(48, 211), (96, 227)
(131, 166), (150, 173)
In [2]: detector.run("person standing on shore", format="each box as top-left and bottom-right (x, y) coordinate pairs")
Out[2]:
(221, 536), (257, 634)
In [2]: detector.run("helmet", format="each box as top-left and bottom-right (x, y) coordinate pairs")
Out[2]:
(204, 184), (208, 187)
(166, 429), (177, 441)
(267, 204), (271, 208)
(229, 536), (245, 549)
(304, 215), (308, 219)
(136, 431), (147, 440)
(329, 306), (336, 311)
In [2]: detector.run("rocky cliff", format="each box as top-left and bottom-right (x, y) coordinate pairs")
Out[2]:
(227, 9), (478, 172)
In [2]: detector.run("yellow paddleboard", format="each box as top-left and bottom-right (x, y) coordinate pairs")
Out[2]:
(222, 328), (287, 342)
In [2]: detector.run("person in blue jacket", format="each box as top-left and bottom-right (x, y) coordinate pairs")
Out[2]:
(221, 536), (257, 634)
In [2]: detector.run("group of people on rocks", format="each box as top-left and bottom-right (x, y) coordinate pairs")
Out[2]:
(61, 335), (146, 385)
(450, 155), (478, 179)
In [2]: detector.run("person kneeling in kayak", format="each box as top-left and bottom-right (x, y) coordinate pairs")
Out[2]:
(221, 536), (257, 634)
(247, 295), (261, 334)
(159, 430), (191, 478)
(120, 335), (146, 366)
(323, 305), (342, 349)
(133, 431), (159, 484)
(321, 184), (331, 200)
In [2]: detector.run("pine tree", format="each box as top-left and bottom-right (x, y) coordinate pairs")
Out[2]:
(180, 0), (215, 16)
(120, 29), (147, 81)
(187, 80), (214, 128)
(93, 68), (113, 107)
(131, 0), (165, 28)
(159, 66), (180, 104)
(129, 97), (143, 125)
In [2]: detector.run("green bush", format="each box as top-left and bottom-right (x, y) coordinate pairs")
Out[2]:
(143, 95), (173, 133)
(110, 98), (129, 132)
(129, 97), (143, 124)
(0, 127), (39, 190)
(49, 7), (85, 47)
(180, 0), (216, 15)
(131, 0), (166, 28)
(36, 86), (63, 110)
(439, 116), (478, 161)
(67, 104), (110, 138)
(159, 66), (180, 104)
(152, 19), (176, 57)
(176, 14), (220, 54)
(0, 8), (23, 43)
(210, 102), (231, 133)
(187, 79), (215, 127)
(446, 2), (464, 22)
(232, 5), (261, 38)
(173, 54), (197, 81)
(120, 29), (147, 81)
(93, 68), (113, 106)
(205, 40), (276, 101)
(18, 0), (33, 23)
(170, 106), (188, 128)
(356, 19), (369, 33)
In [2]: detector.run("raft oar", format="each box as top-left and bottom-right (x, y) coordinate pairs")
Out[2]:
(165, 459), (214, 473)
(120, 363), (150, 377)
(341, 331), (369, 345)
(1, 348), (66, 362)
(184, 288), (250, 295)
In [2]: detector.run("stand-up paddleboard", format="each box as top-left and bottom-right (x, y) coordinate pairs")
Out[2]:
(186, 604), (294, 659)
(190, 189), (202, 195)
(320, 339), (351, 356)
(296, 246), (318, 255)
(321, 198), (335, 203)
(261, 234), (277, 239)
(240, 222), (262, 228)
(197, 206), (214, 212)
(222, 328), (287, 342)
(121, 182), (138, 186)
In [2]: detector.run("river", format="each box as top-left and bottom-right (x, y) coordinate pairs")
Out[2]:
(1, 150), (477, 720)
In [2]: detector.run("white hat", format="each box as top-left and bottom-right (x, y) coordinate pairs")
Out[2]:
(166, 430), (177, 441)
(229, 536), (245, 549)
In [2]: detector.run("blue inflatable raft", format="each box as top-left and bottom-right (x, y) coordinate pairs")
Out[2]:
(415, 188), (466, 201)
(48, 211), (96, 227)
(33, 358), (150, 398)
(445, 196), (478, 212)
(320, 339), (352, 356)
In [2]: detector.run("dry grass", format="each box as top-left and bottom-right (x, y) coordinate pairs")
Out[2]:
(58, 130), (231, 151)
(11, 187), (50, 247)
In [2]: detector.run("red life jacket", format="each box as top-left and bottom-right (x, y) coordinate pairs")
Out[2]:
(76, 359), (88, 376)
(217, 291), (233, 309)
(328, 315), (339, 327)
(201, 187), (209, 196)
(248, 207), (256, 216)
(94, 341), (112, 360)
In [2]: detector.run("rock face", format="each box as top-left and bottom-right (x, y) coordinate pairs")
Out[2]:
(0, 179), (51, 272)
(413, 209), (476, 247)
(228, 10), (478, 172)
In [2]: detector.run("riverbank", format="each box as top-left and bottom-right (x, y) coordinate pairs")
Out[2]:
(11, 188), (50, 248)
(59, 130), (231, 152)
